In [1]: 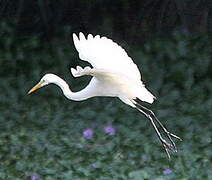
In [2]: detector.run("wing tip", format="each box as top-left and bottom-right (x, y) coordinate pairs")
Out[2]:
(71, 66), (92, 77)
(72, 33), (79, 48)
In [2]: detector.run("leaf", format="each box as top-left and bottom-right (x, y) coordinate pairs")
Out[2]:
(128, 170), (150, 180)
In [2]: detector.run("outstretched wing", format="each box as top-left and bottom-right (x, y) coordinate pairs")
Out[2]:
(73, 32), (141, 80)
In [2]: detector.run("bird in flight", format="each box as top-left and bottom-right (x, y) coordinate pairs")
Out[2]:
(28, 32), (182, 159)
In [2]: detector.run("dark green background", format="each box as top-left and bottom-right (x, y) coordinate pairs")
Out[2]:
(0, 1), (211, 179)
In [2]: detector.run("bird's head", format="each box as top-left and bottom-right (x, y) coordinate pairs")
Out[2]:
(28, 73), (58, 94)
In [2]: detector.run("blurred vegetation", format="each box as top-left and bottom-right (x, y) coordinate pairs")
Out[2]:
(0, 21), (211, 179)
(1, 0), (212, 41)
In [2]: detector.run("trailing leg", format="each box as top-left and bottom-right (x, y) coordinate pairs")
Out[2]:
(133, 98), (182, 159)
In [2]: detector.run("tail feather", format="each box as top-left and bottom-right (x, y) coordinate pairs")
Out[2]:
(133, 97), (155, 106)
(137, 87), (156, 104)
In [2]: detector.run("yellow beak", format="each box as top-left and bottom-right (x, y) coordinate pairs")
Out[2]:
(28, 81), (42, 94)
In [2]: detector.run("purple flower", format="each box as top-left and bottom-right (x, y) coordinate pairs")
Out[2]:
(83, 128), (93, 139)
(104, 125), (116, 135)
(90, 163), (99, 169)
(163, 168), (173, 175)
(30, 173), (40, 180)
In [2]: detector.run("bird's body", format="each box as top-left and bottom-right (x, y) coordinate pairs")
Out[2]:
(72, 68), (155, 104)
(28, 32), (181, 159)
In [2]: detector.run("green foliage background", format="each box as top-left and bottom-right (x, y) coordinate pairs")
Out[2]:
(2, 0), (212, 40)
(0, 22), (211, 179)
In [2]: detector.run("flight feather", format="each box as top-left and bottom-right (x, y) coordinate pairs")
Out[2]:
(73, 32), (141, 80)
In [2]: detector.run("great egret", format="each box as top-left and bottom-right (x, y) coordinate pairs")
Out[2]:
(28, 32), (182, 159)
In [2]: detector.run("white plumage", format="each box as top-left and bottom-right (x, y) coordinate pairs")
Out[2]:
(28, 32), (181, 159)
(73, 32), (141, 80)
(71, 32), (155, 106)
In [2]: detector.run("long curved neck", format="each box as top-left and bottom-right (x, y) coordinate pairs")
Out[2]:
(52, 75), (93, 101)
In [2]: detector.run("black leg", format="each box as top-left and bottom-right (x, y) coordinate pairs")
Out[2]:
(133, 99), (182, 159)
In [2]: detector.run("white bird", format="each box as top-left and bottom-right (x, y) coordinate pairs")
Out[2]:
(28, 32), (181, 159)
